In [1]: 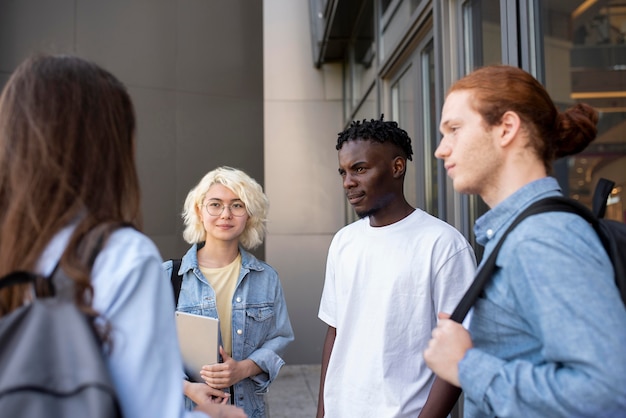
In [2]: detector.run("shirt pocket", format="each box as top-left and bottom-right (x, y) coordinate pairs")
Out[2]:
(243, 305), (274, 349)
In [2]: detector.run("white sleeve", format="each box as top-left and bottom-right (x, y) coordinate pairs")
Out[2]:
(431, 244), (476, 317)
(318, 236), (338, 328)
(91, 229), (208, 418)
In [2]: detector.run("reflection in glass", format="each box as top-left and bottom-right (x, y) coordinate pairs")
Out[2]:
(542, 0), (626, 223)
(462, 0), (502, 72)
(421, 40), (438, 216)
(461, 0), (502, 255)
(391, 65), (417, 208)
(345, 86), (377, 225)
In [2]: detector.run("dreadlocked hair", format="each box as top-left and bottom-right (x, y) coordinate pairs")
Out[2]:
(336, 114), (413, 160)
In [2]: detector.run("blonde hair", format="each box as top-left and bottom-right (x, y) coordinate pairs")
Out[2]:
(182, 166), (268, 249)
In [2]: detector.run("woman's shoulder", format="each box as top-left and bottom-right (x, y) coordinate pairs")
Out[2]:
(90, 227), (168, 312)
(240, 248), (278, 278)
(106, 226), (161, 259)
(93, 227), (163, 279)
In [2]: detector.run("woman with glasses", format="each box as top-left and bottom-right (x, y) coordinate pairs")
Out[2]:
(163, 166), (294, 418)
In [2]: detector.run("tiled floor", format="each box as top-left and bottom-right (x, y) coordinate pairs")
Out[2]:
(266, 364), (321, 418)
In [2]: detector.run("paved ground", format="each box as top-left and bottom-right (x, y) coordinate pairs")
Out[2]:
(266, 364), (321, 418)
(265, 363), (465, 418)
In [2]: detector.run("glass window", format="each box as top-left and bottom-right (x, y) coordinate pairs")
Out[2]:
(391, 64), (418, 208)
(345, 85), (377, 224)
(353, 82), (377, 122)
(343, 1), (375, 120)
(387, 32), (438, 216)
(381, 0), (394, 15)
(460, 0), (503, 254)
(540, 0), (626, 223)
(421, 40), (439, 216)
(462, 0), (502, 72)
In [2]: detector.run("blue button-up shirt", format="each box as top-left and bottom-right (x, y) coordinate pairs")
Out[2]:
(163, 244), (294, 418)
(460, 177), (626, 417)
(38, 224), (207, 418)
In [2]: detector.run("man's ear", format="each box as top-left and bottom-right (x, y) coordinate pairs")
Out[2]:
(392, 156), (406, 178)
(498, 110), (521, 147)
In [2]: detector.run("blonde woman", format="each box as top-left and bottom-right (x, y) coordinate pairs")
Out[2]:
(164, 167), (294, 418)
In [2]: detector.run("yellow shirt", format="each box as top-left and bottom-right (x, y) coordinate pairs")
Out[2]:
(199, 253), (241, 356)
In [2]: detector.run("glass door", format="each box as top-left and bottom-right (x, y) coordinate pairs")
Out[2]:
(389, 32), (438, 216)
(458, 0), (503, 255)
(539, 0), (626, 223)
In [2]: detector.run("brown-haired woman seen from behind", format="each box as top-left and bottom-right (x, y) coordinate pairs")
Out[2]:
(0, 54), (246, 418)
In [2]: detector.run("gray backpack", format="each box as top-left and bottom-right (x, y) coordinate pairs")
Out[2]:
(0, 264), (122, 417)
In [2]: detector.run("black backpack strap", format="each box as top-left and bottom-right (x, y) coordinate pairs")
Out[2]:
(0, 224), (126, 297)
(0, 271), (39, 290)
(170, 259), (183, 308)
(592, 178), (615, 219)
(450, 195), (598, 323)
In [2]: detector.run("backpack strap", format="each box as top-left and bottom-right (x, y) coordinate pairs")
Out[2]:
(592, 178), (615, 219)
(170, 259), (183, 308)
(0, 271), (39, 290)
(0, 224), (123, 297)
(51, 224), (132, 301)
(450, 195), (599, 323)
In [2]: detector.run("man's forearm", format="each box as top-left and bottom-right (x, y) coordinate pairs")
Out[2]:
(316, 326), (336, 418)
(418, 377), (462, 418)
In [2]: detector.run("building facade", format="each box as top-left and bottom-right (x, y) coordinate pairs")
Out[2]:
(0, 0), (622, 370)
(264, 0), (626, 366)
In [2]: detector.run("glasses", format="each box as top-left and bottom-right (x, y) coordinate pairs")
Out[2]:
(204, 201), (247, 217)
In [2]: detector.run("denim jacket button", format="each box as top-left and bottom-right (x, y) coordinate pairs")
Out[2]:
(236, 297), (242, 303)
(237, 329), (243, 335)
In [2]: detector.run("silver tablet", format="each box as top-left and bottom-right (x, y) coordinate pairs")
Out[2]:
(174, 311), (219, 381)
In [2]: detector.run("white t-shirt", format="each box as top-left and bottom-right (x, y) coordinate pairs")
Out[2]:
(318, 209), (476, 418)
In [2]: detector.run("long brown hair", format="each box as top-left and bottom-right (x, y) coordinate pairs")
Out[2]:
(448, 65), (598, 172)
(0, 54), (142, 318)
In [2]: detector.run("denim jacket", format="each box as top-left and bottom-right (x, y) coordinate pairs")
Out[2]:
(459, 177), (626, 417)
(163, 244), (294, 418)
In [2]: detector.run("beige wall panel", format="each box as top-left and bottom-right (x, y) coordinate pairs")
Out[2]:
(264, 0), (327, 101)
(264, 100), (345, 235)
(322, 63), (343, 101)
(266, 233), (333, 364)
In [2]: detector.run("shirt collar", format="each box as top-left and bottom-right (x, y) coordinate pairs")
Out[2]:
(181, 243), (264, 272)
(474, 177), (562, 247)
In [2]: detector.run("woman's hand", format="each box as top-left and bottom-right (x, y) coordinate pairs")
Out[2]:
(200, 346), (262, 389)
(423, 312), (473, 387)
(183, 380), (230, 405)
